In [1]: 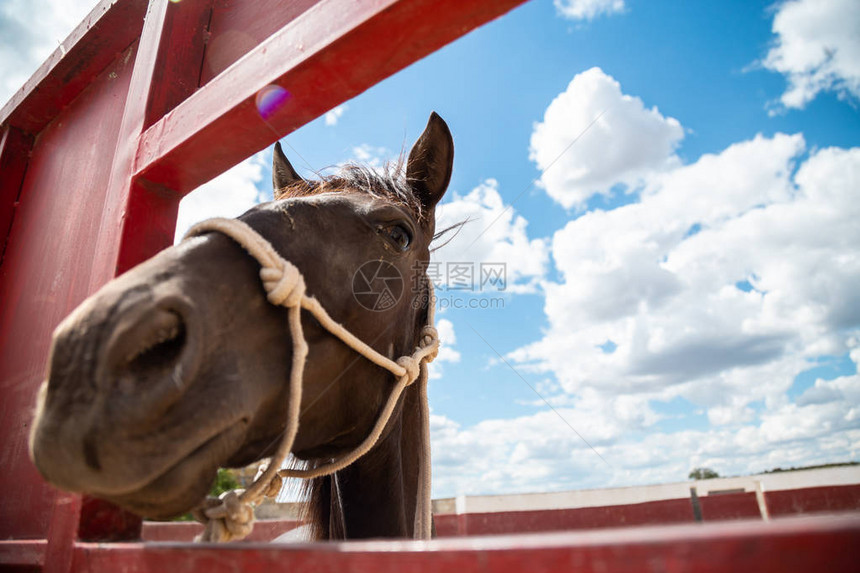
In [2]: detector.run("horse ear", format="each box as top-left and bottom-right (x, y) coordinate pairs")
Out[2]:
(407, 112), (453, 211)
(273, 141), (304, 192)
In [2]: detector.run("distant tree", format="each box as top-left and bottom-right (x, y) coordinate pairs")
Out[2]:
(764, 461), (858, 474)
(689, 467), (720, 480)
(173, 468), (241, 521)
(210, 467), (241, 497)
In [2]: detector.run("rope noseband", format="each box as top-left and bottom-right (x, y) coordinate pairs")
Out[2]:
(183, 218), (438, 543)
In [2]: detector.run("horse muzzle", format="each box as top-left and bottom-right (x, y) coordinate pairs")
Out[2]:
(29, 266), (219, 497)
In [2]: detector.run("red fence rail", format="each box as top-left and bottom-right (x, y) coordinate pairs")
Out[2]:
(436, 484), (860, 537)
(5, 515), (859, 572)
(62, 516), (860, 573)
(137, 482), (860, 542)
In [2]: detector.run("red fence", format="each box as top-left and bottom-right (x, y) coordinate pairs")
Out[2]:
(0, 0), (526, 570)
(436, 483), (860, 537)
(139, 482), (860, 542)
(55, 516), (860, 573)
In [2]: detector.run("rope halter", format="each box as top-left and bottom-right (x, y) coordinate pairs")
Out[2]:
(183, 217), (438, 543)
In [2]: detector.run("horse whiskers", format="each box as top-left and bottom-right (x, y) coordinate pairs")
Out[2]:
(430, 217), (470, 252)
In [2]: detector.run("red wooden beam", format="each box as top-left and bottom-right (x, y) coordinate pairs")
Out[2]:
(90, 0), (210, 289)
(0, 126), (33, 266)
(72, 515), (860, 573)
(87, 0), (173, 288)
(446, 499), (696, 537)
(0, 35), (142, 544)
(141, 519), (303, 542)
(143, 0), (215, 129)
(768, 484), (860, 516)
(0, 0), (148, 134)
(198, 0), (321, 86)
(134, 0), (529, 195)
(43, 492), (86, 573)
(0, 539), (47, 569)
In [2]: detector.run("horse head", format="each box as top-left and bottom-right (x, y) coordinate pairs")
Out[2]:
(30, 113), (453, 535)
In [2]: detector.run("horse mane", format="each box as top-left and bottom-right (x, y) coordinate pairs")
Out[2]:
(300, 463), (345, 540)
(275, 161), (427, 223)
(298, 374), (426, 540)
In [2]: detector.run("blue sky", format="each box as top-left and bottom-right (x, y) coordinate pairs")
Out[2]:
(3, 0), (858, 498)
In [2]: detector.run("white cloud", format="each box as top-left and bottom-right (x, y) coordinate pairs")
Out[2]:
(433, 179), (548, 293)
(553, 0), (625, 21)
(763, 0), (860, 110)
(431, 372), (860, 497)
(174, 150), (269, 242)
(430, 318), (461, 381)
(516, 136), (860, 412)
(435, 318), (461, 364)
(0, 0), (97, 106)
(481, 69), (860, 492)
(529, 67), (684, 209)
(796, 371), (860, 407)
(324, 105), (347, 126)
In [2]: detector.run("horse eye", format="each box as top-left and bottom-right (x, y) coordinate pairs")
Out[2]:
(381, 224), (412, 251)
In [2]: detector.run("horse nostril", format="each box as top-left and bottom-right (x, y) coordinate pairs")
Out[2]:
(125, 310), (186, 373)
(109, 307), (188, 391)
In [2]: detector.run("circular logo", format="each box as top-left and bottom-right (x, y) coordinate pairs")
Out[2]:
(352, 261), (404, 311)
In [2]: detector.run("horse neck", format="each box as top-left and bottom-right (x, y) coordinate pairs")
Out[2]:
(308, 382), (423, 539)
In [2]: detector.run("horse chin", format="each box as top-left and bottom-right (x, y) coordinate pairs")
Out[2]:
(104, 468), (215, 520)
(99, 420), (248, 520)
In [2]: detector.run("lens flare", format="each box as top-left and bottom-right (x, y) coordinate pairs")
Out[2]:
(255, 85), (290, 120)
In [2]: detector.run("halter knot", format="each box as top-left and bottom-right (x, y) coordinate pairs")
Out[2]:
(261, 262), (305, 307)
(194, 490), (255, 542)
(396, 355), (421, 384)
(419, 325), (439, 361)
(263, 473), (284, 499)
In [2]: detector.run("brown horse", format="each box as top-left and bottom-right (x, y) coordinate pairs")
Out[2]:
(29, 113), (454, 540)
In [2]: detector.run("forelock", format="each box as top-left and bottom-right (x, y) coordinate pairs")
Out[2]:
(275, 161), (424, 221)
